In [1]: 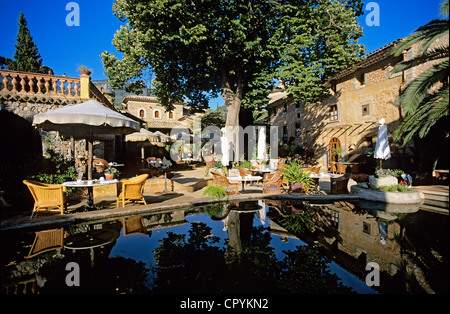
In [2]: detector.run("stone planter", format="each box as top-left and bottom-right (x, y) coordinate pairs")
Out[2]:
(368, 175), (398, 189)
(357, 182), (369, 189)
(350, 185), (424, 205)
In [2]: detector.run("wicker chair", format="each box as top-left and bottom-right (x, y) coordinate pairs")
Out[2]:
(277, 158), (287, 171)
(116, 174), (149, 208)
(308, 166), (321, 174)
(238, 167), (252, 176)
(23, 180), (67, 219)
(121, 217), (148, 236)
(329, 162), (337, 174)
(330, 174), (351, 194)
(205, 157), (215, 168)
(211, 172), (239, 195)
(205, 157), (215, 174)
(337, 162), (348, 174)
(262, 171), (284, 194)
(26, 228), (64, 258)
(93, 158), (109, 173)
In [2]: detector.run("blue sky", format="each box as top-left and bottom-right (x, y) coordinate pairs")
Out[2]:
(0, 0), (444, 109)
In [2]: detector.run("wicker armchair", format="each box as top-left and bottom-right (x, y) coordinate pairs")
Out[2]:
(262, 171), (284, 194)
(23, 180), (67, 219)
(26, 228), (64, 258)
(116, 174), (149, 207)
(121, 217), (148, 236)
(329, 162), (337, 173)
(93, 158), (109, 173)
(211, 172), (239, 195)
(238, 167), (252, 176)
(205, 158), (215, 169)
(308, 166), (321, 174)
(277, 158), (287, 171)
(330, 174), (351, 194)
(337, 162), (347, 174)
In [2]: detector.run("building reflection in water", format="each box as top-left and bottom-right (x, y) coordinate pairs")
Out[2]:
(1, 199), (447, 294)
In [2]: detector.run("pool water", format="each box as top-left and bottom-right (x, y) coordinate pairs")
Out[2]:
(1, 199), (448, 294)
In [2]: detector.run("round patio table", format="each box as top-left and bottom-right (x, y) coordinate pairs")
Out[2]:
(227, 175), (263, 191)
(63, 179), (118, 211)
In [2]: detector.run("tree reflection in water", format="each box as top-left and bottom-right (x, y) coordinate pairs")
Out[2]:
(151, 205), (354, 294)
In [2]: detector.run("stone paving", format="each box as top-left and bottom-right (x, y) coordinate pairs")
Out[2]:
(0, 166), (334, 230)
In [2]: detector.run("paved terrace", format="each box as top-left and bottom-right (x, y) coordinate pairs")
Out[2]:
(0, 166), (338, 230)
(2, 166), (446, 231)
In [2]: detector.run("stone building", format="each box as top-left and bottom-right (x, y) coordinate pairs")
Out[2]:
(122, 95), (204, 134)
(268, 35), (448, 172)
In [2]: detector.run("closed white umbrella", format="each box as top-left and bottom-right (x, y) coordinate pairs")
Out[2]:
(257, 126), (268, 165)
(221, 127), (230, 167)
(33, 100), (140, 179)
(374, 118), (391, 170)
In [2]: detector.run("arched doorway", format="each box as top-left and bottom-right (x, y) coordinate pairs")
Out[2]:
(328, 137), (341, 164)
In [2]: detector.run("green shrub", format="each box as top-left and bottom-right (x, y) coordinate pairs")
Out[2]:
(378, 184), (411, 192)
(25, 149), (77, 194)
(375, 168), (405, 178)
(202, 185), (228, 201)
(283, 159), (314, 187)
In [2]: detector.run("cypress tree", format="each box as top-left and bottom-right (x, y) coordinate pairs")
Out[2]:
(10, 12), (48, 73)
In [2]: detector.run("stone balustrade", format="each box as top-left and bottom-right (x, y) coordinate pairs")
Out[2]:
(0, 69), (113, 108)
(1, 69), (81, 98)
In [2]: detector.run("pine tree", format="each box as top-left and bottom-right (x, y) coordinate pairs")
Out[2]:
(9, 12), (50, 74)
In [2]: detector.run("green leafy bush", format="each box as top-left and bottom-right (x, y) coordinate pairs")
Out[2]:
(375, 168), (405, 178)
(25, 149), (77, 193)
(283, 159), (314, 186)
(378, 184), (411, 192)
(202, 185), (228, 201)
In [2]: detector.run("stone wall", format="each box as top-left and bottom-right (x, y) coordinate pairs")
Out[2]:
(0, 98), (111, 162)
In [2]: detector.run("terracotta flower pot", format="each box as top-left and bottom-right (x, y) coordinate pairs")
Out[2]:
(291, 183), (303, 193)
(105, 173), (115, 180)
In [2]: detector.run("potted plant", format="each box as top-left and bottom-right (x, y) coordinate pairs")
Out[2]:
(78, 65), (92, 75)
(282, 159), (315, 193)
(333, 147), (342, 161)
(104, 167), (119, 180)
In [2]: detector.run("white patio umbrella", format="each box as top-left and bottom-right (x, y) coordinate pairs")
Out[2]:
(374, 118), (391, 170)
(154, 131), (173, 142)
(257, 126), (268, 166)
(125, 128), (161, 158)
(33, 100), (140, 180)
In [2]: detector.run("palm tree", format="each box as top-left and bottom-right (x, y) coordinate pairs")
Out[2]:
(390, 0), (449, 146)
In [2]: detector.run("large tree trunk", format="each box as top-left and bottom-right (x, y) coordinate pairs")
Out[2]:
(221, 69), (244, 162)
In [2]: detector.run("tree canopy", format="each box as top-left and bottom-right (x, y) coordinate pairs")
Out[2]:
(102, 0), (365, 128)
(5, 12), (53, 74)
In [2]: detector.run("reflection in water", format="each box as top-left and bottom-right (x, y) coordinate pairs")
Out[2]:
(0, 199), (448, 294)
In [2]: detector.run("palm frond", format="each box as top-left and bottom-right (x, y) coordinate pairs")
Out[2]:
(439, 0), (449, 18)
(397, 59), (449, 114)
(391, 45), (449, 74)
(392, 20), (449, 56)
(394, 85), (449, 144)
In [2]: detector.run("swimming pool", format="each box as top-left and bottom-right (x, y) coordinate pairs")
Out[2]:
(1, 199), (448, 295)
